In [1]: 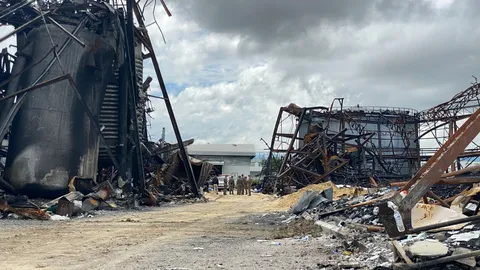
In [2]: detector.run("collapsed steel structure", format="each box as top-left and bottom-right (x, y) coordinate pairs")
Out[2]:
(263, 102), (420, 193)
(417, 82), (480, 167)
(263, 82), (480, 193)
(0, 0), (199, 198)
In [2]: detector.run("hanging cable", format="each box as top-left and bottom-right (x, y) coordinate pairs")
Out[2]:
(152, 0), (167, 44)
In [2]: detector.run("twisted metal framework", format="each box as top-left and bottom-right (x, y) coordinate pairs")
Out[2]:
(417, 82), (480, 169)
(262, 102), (420, 192)
(262, 81), (480, 193)
(0, 0), (200, 197)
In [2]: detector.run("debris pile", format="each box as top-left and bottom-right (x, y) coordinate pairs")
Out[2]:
(0, 149), (212, 220)
(258, 89), (480, 268)
(276, 174), (480, 269)
(0, 0), (213, 219)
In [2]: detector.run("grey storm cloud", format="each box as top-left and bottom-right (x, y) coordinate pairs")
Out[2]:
(173, 0), (480, 110)
(182, 0), (436, 44)
(144, 0), (480, 147)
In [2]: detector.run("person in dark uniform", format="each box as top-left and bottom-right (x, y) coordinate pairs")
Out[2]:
(246, 175), (252, 196)
(223, 176), (227, 195)
(237, 175), (243, 195)
(212, 175), (219, 194)
(228, 176), (235, 195)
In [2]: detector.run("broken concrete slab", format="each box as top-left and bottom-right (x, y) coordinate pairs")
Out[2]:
(406, 240), (448, 257)
(315, 220), (347, 239)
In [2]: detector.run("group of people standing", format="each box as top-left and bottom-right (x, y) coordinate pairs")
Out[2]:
(210, 174), (252, 196)
(231, 174), (252, 196)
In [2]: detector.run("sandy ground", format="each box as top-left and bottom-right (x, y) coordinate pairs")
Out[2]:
(0, 193), (332, 270)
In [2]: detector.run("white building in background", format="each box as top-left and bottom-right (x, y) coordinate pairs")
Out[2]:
(187, 144), (256, 180)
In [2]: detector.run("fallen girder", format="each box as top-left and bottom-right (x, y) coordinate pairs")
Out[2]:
(379, 108), (480, 237)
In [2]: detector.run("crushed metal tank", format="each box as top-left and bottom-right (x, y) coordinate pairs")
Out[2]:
(5, 23), (117, 197)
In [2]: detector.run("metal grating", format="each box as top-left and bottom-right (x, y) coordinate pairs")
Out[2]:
(98, 43), (144, 165)
(98, 70), (120, 163)
(135, 43), (144, 141)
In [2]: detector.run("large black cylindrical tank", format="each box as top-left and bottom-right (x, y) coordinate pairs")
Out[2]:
(5, 24), (117, 197)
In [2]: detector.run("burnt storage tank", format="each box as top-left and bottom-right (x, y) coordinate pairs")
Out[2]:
(300, 106), (420, 177)
(5, 23), (118, 197)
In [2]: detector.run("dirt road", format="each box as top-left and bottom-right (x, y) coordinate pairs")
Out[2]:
(0, 193), (330, 270)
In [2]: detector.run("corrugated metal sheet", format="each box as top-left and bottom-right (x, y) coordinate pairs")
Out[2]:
(135, 43), (144, 141)
(98, 42), (144, 165)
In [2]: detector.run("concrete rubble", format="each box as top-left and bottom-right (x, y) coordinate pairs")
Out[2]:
(255, 91), (480, 268)
(406, 240), (449, 257)
(272, 174), (480, 269)
(0, 1), (480, 269)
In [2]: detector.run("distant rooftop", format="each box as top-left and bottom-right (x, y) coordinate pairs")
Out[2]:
(187, 144), (256, 157)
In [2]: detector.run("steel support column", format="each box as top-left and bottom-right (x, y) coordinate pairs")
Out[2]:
(126, 0), (145, 193)
(132, 4), (199, 197)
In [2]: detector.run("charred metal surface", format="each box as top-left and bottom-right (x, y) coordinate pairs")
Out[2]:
(6, 20), (118, 197)
(418, 82), (480, 165)
(0, 0), (201, 199)
(263, 103), (420, 193)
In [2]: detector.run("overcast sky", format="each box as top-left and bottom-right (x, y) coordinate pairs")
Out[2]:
(142, 0), (480, 151)
(1, 1), (476, 152)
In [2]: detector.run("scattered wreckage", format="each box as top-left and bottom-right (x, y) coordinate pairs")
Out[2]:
(0, 144), (213, 220)
(0, 0), (212, 219)
(261, 83), (480, 268)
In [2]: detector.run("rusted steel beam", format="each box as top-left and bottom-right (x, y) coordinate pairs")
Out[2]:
(265, 108), (283, 176)
(426, 191), (449, 208)
(398, 108), (480, 230)
(442, 164), (480, 178)
(392, 240), (414, 265)
(133, 4), (199, 197)
(390, 176), (480, 187)
(277, 108), (307, 176)
(290, 165), (323, 178)
(411, 215), (480, 234)
(369, 176), (379, 188)
(311, 160), (349, 184)
(276, 149), (322, 178)
(422, 196), (429, 204)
